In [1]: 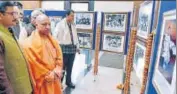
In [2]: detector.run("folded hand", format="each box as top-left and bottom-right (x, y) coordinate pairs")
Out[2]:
(53, 66), (63, 79)
(45, 71), (55, 82)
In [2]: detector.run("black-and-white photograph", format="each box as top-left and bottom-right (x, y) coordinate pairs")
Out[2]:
(138, 14), (148, 32)
(102, 34), (124, 53)
(74, 13), (94, 30)
(137, 1), (153, 39)
(77, 32), (92, 49)
(104, 13), (127, 32)
(133, 42), (146, 82)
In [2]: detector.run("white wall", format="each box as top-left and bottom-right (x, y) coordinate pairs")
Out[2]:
(71, 3), (88, 11)
(94, 1), (134, 23)
(41, 1), (64, 10)
(94, 1), (134, 12)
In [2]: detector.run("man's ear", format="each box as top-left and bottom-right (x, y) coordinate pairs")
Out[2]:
(0, 13), (3, 20)
(35, 23), (38, 27)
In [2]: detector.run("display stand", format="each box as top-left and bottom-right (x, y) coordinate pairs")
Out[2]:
(146, 1), (176, 94)
(117, 28), (137, 93)
(93, 24), (101, 81)
(100, 12), (129, 54)
(128, 1), (156, 93)
(74, 11), (97, 67)
(140, 33), (155, 94)
(123, 28), (137, 94)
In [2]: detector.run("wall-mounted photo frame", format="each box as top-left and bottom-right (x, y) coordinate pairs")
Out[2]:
(77, 32), (92, 49)
(49, 16), (63, 33)
(74, 12), (94, 30)
(103, 12), (128, 33)
(153, 10), (176, 94)
(102, 33), (125, 53)
(137, 1), (154, 40)
(133, 41), (146, 83)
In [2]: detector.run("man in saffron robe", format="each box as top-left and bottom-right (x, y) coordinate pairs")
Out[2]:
(22, 14), (63, 94)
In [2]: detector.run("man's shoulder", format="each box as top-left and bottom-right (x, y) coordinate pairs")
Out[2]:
(55, 19), (65, 29)
(25, 23), (35, 36)
(58, 19), (65, 25)
(25, 23), (33, 29)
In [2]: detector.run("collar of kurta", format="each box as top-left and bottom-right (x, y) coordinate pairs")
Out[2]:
(30, 30), (54, 47)
(64, 18), (74, 25)
(0, 24), (12, 36)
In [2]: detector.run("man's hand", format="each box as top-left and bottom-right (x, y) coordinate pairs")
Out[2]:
(45, 71), (55, 82)
(77, 49), (80, 54)
(53, 66), (63, 79)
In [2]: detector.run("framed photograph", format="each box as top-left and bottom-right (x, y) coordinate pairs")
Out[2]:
(74, 12), (94, 30)
(133, 42), (146, 83)
(77, 32), (92, 49)
(49, 16), (62, 33)
(103, 13), (128, 32)
(153, 10), (176, 94)
(137, 1), (154, 39)
(102, 33), (125, 53)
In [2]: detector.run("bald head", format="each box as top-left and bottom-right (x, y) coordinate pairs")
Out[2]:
(35, 14), (51, 36)
(169, 20), (176, 40)
(36, 14), (49, 23)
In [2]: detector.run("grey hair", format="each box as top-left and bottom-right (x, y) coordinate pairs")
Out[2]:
(31, 8), (45, 19)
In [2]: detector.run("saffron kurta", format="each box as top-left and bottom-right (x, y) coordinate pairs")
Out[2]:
(22, 31), (63, 94)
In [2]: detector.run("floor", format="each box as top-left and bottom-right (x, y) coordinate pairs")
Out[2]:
(71, 67), (123, 94)
(99, 52), (124, 69)
(62, 50), (141, 94)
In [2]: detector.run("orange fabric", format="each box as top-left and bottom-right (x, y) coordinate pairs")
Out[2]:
(21, 31), (63, 94)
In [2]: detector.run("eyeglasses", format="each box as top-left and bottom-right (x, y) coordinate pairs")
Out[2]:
(4, 12), (18, 16)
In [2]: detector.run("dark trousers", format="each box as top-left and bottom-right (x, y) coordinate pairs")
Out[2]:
(61, 53), (76, 84)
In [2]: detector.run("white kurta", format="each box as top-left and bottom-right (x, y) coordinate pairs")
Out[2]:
(53, 18), (79, 48)
(18, 21), (28, 44)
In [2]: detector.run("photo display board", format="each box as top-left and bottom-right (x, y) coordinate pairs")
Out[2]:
(77, 32), (93, 49)
(137, 1), (154, 40)
(103, 12), (128, 33)
(74, 12), (95, 30)
(102, 33), (125, 53)
(74, 11), (96, 49)
(153, 10), (176, 94)
(133, 41), (146, 83)
(101, 12), (129, 53)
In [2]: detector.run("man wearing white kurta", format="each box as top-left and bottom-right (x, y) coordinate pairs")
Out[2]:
(54, 10), (79, 89)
